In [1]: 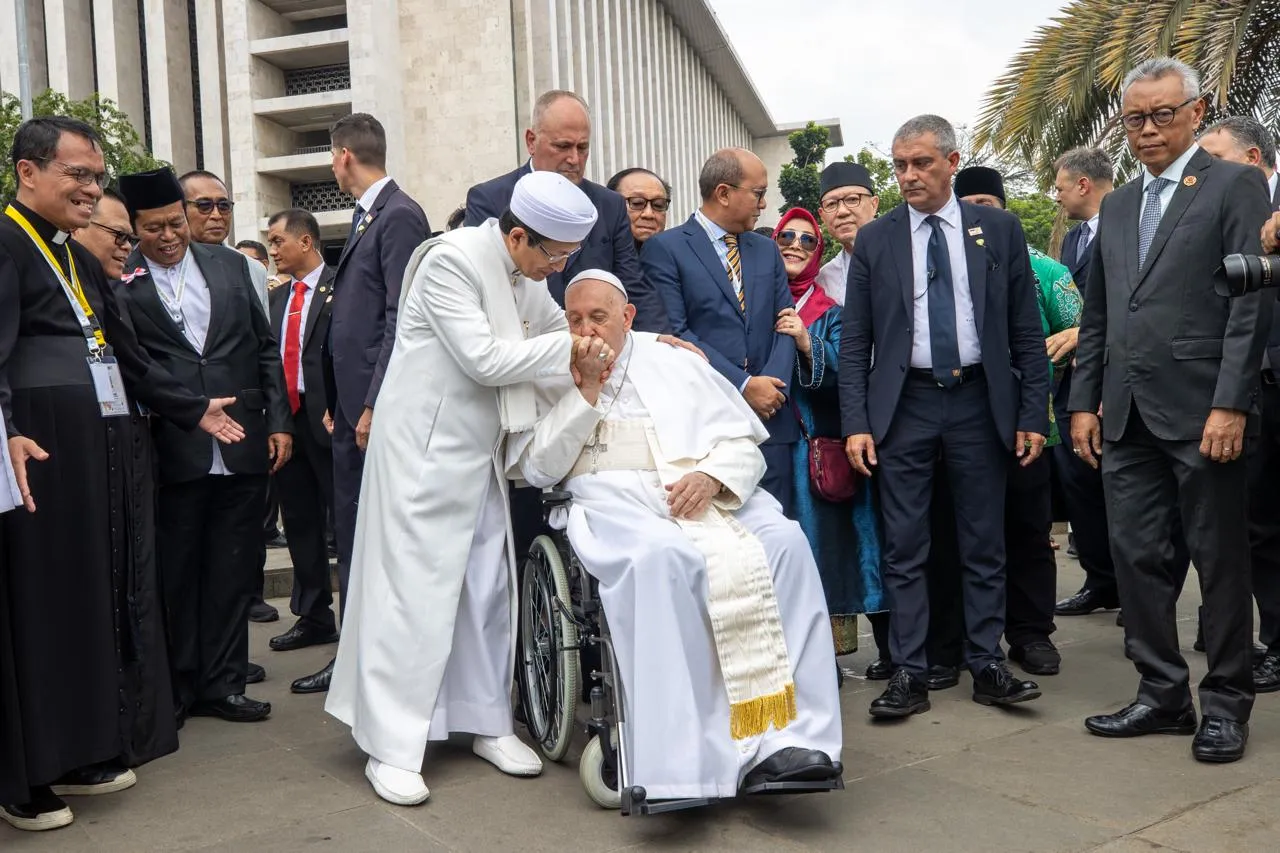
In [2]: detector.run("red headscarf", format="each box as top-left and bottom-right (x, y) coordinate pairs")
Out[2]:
(773, 207), (836, 327)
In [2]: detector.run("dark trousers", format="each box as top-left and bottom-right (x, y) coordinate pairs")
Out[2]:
(277, 398), (337, 632)
(1250, 378), (1280, 653)
(159, 473), (268, 709)
(1103, 403), (1254, 721)
(331, 399), (364, 620)
(759, 442), (796, 520)
(1051, 367), (1116, 595)
(928, 453), (1056, 665)
(876, 374), (1007, 677)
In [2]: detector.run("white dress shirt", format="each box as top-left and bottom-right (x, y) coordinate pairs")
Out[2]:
(907, 193), (981, 368)
(278, 262), (324, 394)
(358, 175), (393, 215)
(1139, 143), (1200, 238)
(817, 248), (851, 306)
(146, 249), (229, 475)
(1268, 171), (1278, 207)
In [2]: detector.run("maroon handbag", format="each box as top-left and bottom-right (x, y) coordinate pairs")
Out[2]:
(792, 405), (860, 502)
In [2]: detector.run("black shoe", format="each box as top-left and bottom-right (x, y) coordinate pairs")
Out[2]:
(869, 669), (930, 718)
(1066, 532), (1078, 558)
(269, 620), (340, 652)
(741, 747), (839, 789)
(0, 787), (73, 832)
(1192, 716), (1247, 763)
(1253, 642), (1268, 665)
(246, 662), (266, 684)
(972, 663), (1040, 706)
(189, 694), (271, 722)
(249, 601), (280, 623)
(1054, 587), (1119, 616)
(1255, 654), (1280, 693)
(926, 664), (960, 691)
(1084, 702), (1196, 738)
(1116, 611), (1125, 628)
(1008, 641), (1061, 675)
(266, 532), (288, 549)
(864, 658), (893, 680)
(50, 762), (136, 796)
(292, 658), (334, 694)
(1194, 622), (1206, 653)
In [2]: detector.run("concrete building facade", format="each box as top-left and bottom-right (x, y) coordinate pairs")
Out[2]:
(1, 0), (840, 248)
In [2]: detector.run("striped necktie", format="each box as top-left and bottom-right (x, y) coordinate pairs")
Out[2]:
(724, 233), (744, 312)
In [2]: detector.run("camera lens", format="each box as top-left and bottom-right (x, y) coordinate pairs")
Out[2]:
(1220, 253), (1278, 296)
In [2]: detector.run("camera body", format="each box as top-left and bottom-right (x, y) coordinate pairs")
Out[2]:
(1216, 254), (1280, 297)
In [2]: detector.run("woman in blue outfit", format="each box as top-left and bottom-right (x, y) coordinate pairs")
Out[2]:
(772, 207), (884, 656)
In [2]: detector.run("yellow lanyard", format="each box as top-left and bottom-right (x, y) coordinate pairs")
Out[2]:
(5, 205), (107, 348)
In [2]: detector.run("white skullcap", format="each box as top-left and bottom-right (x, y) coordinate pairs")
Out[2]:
(566, 268), (627, 298)
(510, 171), (598, 243)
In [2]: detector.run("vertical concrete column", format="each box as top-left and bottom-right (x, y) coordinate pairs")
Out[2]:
(347, 0), (406, 181)
(45, 0), (95, 98)
(142, 0), (196, 170)
(92, 0), (146, 131)
(1, 0), (50, 98)
(221, 0), (261, 244)
(194, 0), (229, 179)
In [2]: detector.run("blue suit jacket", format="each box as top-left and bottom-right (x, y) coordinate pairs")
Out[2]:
(1060, 222), (1094, 298)
(325, 180), (429, 426)
(641, 214), (798, 445)
(838, 200), (1050, 448)
(463, 163), (669, 333)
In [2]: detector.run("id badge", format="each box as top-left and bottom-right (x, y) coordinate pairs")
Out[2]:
(87, 356), (131, 418)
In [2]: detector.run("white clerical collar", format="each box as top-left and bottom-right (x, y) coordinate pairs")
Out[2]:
(51, 230), (69, 245)
(1144, 143), (1199, 188)
(358, 175), (393, 212)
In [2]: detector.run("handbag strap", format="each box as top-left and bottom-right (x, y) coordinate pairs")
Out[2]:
(789, 399), (812, 441)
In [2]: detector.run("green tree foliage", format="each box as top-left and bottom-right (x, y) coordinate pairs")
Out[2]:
(777, 121), (831, 217)
(854, 149), (902, 214)
(0, 90), (164, 203)
(1006, 193), (1059, 254)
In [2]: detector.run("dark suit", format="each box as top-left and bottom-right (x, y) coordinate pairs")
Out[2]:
(271, 265), (337, 633)
(326, 180), (428, 613)
(1249, 177), (1280, 654)
(839, 199), (1050, 676)
(642, 214), (798, 515)
(464, 163), (669, 333)
(119, 241), (291, 709)
(1070, 147), (1272, 721)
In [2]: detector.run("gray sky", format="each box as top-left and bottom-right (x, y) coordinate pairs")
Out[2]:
(707, 0), (1071, 160)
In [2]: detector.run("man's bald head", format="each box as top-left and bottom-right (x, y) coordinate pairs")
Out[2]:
(565, 276), (635, 356)
(699, 147), (768, 234)
(527, 90), (592, 184)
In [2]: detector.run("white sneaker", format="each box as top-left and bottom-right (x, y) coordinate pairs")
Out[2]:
(472, 735), (543, 777)
(364, 758), (429, 806)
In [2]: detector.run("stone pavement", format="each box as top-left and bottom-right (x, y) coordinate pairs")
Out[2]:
(7, 552), (1279, 853)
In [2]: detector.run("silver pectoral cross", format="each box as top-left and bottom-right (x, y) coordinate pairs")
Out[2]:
(586, 426), (607, 474)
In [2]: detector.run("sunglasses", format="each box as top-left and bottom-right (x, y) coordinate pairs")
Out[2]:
(91, 220), (139, 249)
(624, 196), (670, 213)
(186, 198), (234, 214)
(775, 230), (819, 252)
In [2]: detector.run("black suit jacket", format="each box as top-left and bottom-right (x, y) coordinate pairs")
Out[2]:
(326, 180), (429, 426)
(1069, 148), (1273, 441)
(463, 163), (670, 333)
(1060, 221), (1095, 297)
(270, 264), (334, 448)
(838, 199), (1051, 448)
(1268, 179), (1280, 369)
(119, 242), (292, 485)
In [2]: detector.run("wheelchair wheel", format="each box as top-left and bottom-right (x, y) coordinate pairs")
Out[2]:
(579, 731), (621, 810)
(519, 535), (579, 762)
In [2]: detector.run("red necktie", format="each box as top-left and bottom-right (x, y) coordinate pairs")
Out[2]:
(283, 280), (306, 414)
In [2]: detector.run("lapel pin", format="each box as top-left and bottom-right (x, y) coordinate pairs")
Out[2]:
(976, 238), (985, 247)
(1183, 175), (1197, 187)
(325, 294), (333, 303)
(968, 226), (983, 237)
(319, 285), (328, 294)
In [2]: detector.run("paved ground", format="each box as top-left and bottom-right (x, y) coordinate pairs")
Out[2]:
(8, 552), (1279, 853)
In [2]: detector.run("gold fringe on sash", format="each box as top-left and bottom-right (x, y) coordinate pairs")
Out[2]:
(729, 682), (798, 740)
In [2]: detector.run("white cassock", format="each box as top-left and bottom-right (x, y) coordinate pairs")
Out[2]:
(508, 333), (842, 800)
(327, 220), (571, 772)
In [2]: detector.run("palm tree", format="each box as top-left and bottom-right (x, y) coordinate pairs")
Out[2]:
(974, 0), (1280, 187)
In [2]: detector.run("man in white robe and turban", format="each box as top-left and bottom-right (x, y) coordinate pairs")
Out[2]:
(326, 171), (614, 806)
(508, 270), (844, 800)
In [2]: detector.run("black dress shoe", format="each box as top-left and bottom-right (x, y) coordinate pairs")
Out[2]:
(1255, 654), (1280, 693)
(1009, 640), (1061, 675)
(50, 762), (136, 796)
(926, 664), (959, 691)
(248, 601), (280, 623)
(292, 658), (335, 694)
(1054, 587), (1119, 616)
(1115, 611), (1124, 628)
(270, 620), (340, 652)
(741, 747), (838, 789)
(864, 657), (893, 680)
(0, 787), (73, 832)
(1253, 642), (1268, 665)
(246, 662), (266, 684)
(189, 694), (271, 722)
(869, 669), (930, 718)
(1192, 716), (1248, 763)
(1066, 532), (1078, 558)
(972, 663), (1040, 706)
(1084, 702), (1196, 737)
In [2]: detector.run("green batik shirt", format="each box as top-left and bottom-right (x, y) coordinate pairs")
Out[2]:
(1028, 247), (1083, 447)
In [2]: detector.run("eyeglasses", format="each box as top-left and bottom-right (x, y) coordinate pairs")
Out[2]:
(1120, 96), (1199, 132)
(820, 193), (873, 214)
(531, 239), (580, 265)
(775, 230), (820, 252)
(31, 158), (108, 189)
(729, 185), (768, 203)
(624, 196), (670, 213)
(90, 220), (139, 249)
(186, 198), (234, 214)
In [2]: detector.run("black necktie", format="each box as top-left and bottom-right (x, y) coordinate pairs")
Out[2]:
(347, 205), (365, 245)
(926, 215), (962, 388)
(1075, 222), (1091, 266)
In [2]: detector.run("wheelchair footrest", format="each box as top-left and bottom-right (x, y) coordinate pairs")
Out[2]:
(629, 796), (719, 816)
(740, 776), (845, 796)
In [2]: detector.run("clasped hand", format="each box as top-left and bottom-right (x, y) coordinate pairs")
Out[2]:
(570, 335), (616, 387)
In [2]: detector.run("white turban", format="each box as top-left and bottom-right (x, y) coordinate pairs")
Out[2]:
(510, 171), (598, 243)
(565, 268), (627, 298)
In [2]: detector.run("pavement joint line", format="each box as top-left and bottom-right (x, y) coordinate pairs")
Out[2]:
(1121, 782), (1257, 840)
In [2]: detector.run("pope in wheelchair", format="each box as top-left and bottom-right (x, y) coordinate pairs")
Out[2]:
(507, 269), (844, 808)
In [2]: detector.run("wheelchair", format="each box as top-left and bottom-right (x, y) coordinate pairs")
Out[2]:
(515, 490), (844, 815)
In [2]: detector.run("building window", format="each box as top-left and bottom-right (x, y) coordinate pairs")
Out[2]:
(284, 65), (352, 97)
(292, 180), (352, 212)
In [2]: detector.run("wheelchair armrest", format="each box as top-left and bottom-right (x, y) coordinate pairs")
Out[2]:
(542, 489), (574, 508)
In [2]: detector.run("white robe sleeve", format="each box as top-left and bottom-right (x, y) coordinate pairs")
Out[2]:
(419, 250), (571, 387)
(508, 388), (603, 487)
(692, 436), (767, 512)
